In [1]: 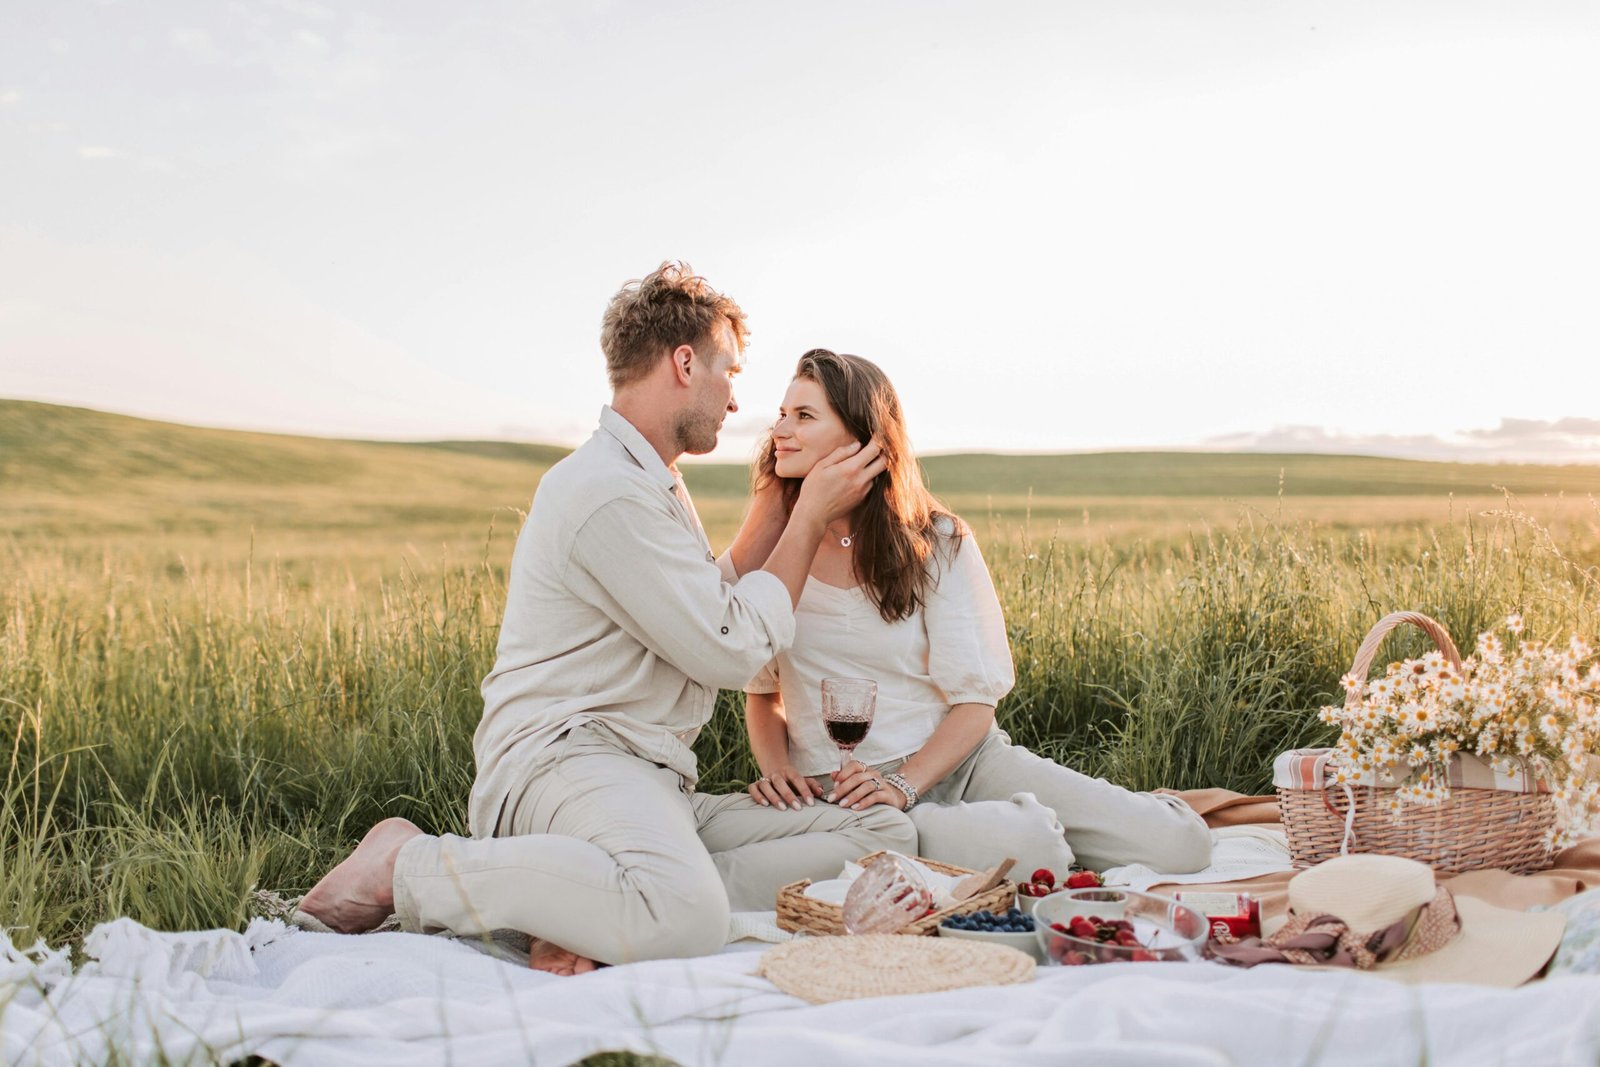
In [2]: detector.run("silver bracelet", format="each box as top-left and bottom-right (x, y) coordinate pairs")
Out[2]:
(882, 772), (919, 811)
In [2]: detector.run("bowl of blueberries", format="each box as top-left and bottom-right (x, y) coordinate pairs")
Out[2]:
(937, 907), (1042, 961)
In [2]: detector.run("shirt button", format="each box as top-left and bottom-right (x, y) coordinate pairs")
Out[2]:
(720, 626), (729, 635)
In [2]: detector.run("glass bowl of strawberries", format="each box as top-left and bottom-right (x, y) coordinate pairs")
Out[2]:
(1015, 867), (1104, 915)
(1034, 888), (1208, 966)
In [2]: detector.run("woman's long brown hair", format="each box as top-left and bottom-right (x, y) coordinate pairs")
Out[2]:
(755, 349), (960, 623)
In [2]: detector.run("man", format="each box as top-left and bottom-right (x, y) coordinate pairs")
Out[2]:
(302, 262), (914, 973)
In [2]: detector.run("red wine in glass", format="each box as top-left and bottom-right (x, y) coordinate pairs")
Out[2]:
(821, 677), (877, 774)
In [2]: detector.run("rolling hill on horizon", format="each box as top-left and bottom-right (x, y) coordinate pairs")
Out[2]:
(7, 399), (1600, 506)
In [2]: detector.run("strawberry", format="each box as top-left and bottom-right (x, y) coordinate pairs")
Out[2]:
(1030, 868), (1056, 888)
(1065, 870), (1104, 890)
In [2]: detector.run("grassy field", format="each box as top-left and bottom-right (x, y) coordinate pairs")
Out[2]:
(3, 399), (1600, 948)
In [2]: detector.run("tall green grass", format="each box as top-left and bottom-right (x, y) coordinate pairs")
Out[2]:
(2, 503), (1598, 948)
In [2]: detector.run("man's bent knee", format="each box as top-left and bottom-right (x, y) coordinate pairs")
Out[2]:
(613, 867), (730, 962)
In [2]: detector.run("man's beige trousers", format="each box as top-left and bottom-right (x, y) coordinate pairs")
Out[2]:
(392, 724), (916, 963)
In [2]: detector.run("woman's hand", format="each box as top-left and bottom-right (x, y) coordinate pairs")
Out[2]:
(827, 760), (907, 811)
(749, 765), (824, 811)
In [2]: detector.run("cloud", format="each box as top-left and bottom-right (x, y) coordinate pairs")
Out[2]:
(1203, 418), (1600, 465)
(1465, 417), (1600, 441)
(76, 146), (119, 160)
(169, 27), (225, 64)
(266, 0), (338, 21)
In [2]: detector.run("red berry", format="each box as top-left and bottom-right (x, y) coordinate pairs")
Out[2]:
(1068, 917), (1096, 940)
(1050, 922), (1070, 934)
(1030, 868), (1056, 888)
(1062, 950), (1089, 966)
(1130, 949), (1157, 962)
(1065, 871), (1104, 890)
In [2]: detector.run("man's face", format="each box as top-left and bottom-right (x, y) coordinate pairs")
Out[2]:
(675, 321), (741, 456)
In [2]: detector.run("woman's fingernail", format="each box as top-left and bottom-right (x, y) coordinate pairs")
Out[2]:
(825, 793), (835, 803)
(806, 797), (814, 806)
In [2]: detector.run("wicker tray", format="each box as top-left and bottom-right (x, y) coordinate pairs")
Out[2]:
(775, 851), (1016, 936)
(1279, 610), (1557, 875)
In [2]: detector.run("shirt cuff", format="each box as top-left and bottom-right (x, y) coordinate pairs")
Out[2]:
(733, 569), (796, 653)
(716, 548), (740, 584)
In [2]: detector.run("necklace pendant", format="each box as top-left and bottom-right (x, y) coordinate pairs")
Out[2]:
(839, 535), (852, 548)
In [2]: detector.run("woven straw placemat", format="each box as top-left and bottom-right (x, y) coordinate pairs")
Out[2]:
(757, 935), (1035, 1004)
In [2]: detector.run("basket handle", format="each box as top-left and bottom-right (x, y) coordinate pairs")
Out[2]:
(1344, 611), (1463, 708)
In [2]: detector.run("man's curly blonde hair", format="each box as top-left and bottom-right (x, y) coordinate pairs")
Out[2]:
(599, 262), (749, 389)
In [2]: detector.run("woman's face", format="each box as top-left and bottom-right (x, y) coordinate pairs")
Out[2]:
(771, 377), (857, 479)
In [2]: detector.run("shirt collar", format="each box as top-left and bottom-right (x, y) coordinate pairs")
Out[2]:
(598, 405), (677, 490)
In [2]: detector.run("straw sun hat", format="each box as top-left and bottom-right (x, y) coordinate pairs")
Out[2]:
(1212, 854), (1564, 987)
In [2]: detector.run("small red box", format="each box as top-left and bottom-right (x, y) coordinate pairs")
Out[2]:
(1174, 892), (1261, 941)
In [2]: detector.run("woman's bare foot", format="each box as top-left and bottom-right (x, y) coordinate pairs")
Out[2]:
(529, 938), (598, 976)
(299, 817), (423, 933)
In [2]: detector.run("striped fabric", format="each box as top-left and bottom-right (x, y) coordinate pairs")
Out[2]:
(1273, 748), (1550, 793)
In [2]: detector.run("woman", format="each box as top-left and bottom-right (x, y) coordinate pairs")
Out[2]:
(729, 349), (1212, 874)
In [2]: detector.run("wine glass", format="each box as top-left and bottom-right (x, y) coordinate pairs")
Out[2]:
(842, 852), (933, 935)
(821, 676), (877, 775)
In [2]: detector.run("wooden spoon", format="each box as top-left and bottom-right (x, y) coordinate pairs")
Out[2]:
(951, 857), (1016, 902)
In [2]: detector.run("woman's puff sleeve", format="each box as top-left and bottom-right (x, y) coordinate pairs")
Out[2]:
(924, 524), (1015, 707)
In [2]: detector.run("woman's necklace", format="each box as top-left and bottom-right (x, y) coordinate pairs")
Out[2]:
(829, 524), (854, 548)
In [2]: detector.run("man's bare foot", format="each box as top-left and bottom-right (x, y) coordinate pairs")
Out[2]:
(300, 817), (423, 933)
(529, 938), (598, 976)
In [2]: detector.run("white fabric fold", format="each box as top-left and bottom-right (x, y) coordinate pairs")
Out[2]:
(1102, 826), (1294, 892)
(5, 916), (1600, 1066)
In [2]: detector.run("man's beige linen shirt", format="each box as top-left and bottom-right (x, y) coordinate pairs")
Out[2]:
(468, 406), (795, 837)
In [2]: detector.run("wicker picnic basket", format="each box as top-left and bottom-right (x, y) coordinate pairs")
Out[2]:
(1277, 610), (1557, 875)
(775, 851), (1016, 937)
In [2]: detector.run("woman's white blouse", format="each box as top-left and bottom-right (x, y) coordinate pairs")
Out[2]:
(745, 525), (1016, 776)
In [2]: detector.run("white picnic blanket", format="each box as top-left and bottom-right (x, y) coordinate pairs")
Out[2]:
(6, 917), (1600, 1066)
(1102, 824), (1296, 891)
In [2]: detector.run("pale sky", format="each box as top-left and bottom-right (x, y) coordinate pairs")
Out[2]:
(3, 0), (1598, 463)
